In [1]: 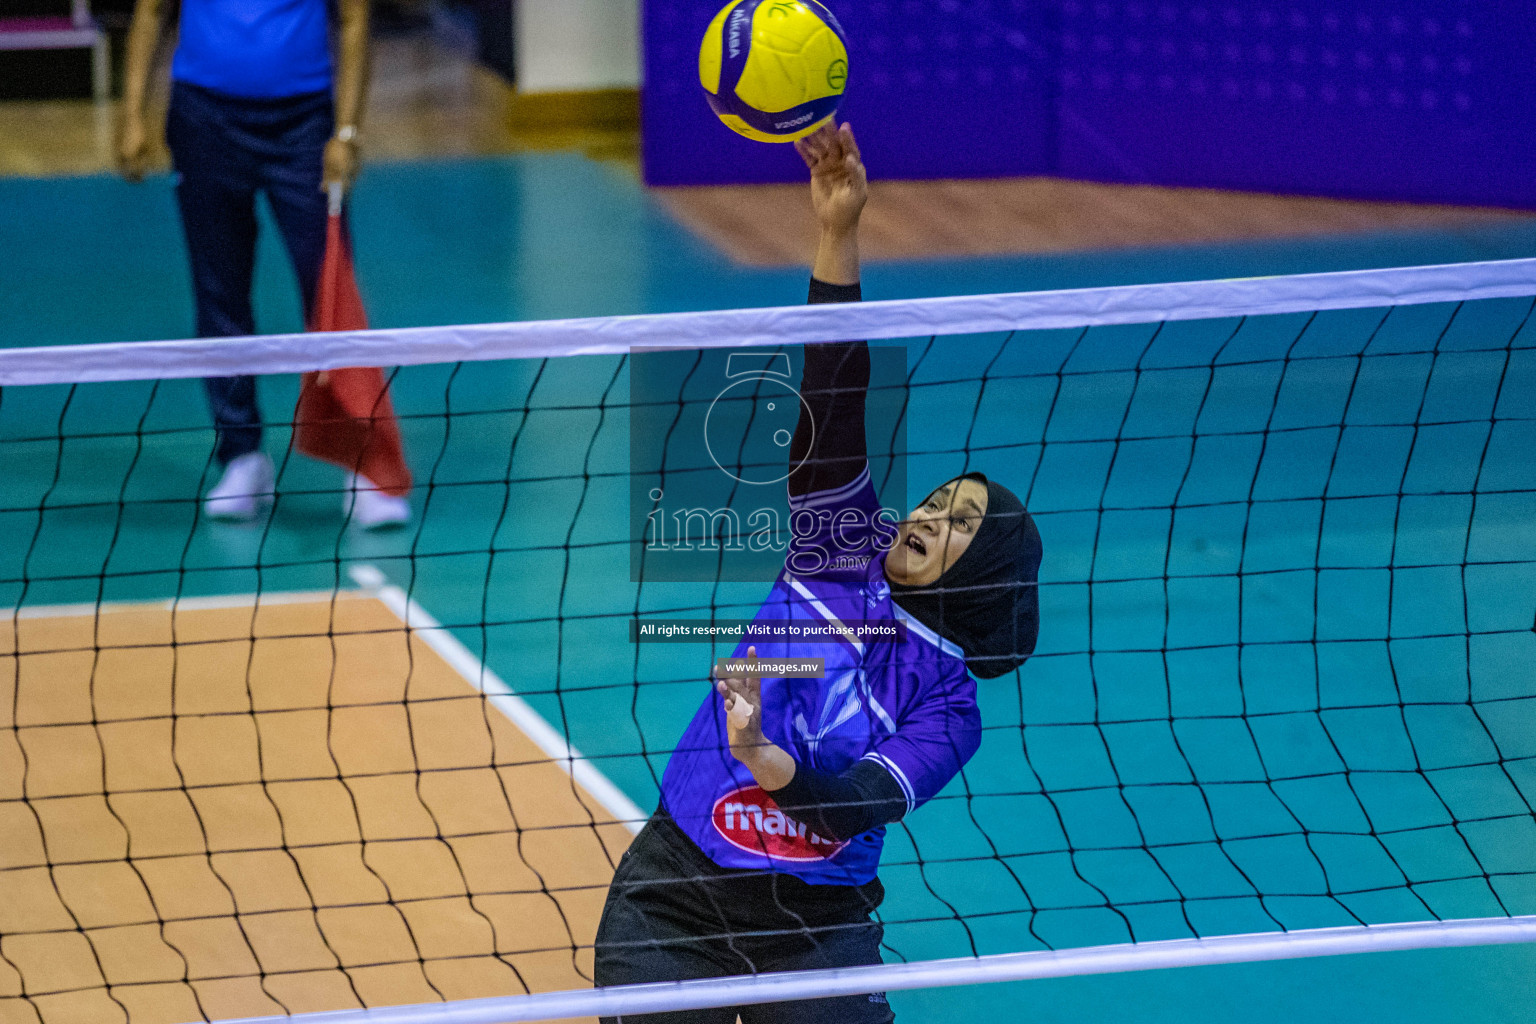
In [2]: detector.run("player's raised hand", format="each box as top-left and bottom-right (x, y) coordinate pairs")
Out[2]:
(796, 122), (867, 237)
(715, 646), (766, 760)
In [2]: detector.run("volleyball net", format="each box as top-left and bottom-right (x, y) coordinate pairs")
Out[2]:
(2, 259), (1535, 1024)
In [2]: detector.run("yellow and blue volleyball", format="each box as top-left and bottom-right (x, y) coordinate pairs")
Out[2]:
(698, 0), (849, 144)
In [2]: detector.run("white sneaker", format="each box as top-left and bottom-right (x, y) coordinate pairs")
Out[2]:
(204, 452), (275, 521)
(343, 471), (412, 530)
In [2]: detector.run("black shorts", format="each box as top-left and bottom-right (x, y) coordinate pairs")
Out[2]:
(594, 810), (895, 1024)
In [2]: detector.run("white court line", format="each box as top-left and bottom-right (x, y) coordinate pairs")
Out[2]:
(348, 563), (646, 835)
(7, 589), (366, 621)
(210, 914), (1536, 1024)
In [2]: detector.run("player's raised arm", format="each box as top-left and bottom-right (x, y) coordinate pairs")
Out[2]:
(788, 122), (871, 500)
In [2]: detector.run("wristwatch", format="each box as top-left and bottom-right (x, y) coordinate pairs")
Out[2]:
(335, 124), (359, 144)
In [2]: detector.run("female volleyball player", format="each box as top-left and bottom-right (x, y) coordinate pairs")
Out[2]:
(593, 122), (1042, 1024)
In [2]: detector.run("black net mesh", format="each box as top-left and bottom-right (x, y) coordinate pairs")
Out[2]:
(2, 287), (1535, 1023)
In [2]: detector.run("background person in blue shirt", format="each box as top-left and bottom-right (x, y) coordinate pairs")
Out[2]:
(592, 123), (1043, 1024)
(117, 0), (406, 527)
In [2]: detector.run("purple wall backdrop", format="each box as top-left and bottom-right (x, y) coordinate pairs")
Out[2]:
(642, 1), (1536, 209)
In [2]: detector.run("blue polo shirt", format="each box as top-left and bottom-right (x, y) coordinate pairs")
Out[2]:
(172, 0), (333, 99)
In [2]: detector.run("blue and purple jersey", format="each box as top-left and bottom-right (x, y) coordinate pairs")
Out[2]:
(660, 466), (983, 886)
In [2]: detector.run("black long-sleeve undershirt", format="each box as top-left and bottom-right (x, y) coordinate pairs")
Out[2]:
(788, 278), (869, 500)
(771, 277), (909, 844)
(767, 758), (908, 844)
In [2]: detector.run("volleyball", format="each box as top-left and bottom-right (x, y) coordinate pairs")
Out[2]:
(698, 0), (849, 143)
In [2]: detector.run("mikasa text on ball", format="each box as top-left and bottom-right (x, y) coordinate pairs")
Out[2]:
(699, 0), (849, 143)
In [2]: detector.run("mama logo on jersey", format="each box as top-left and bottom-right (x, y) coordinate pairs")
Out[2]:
(712, 784), (845, 860)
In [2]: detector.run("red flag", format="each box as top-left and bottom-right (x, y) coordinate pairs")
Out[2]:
(294, 204), (412, 497)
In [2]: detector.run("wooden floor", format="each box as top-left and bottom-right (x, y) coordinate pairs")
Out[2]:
(1, 29), (1529, 265)
(1, 593), (627, 1024)
(654, 176), (1536, 266)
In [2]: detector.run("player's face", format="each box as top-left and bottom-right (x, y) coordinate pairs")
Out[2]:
(884, 478), (989, 586)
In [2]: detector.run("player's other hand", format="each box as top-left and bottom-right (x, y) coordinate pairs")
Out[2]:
(116, 114), (151, 183)
(796, 122), (867, 237)
(715, 645), (766, 763)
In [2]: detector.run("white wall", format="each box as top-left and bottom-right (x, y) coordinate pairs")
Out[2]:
(515, 0), (641, 94)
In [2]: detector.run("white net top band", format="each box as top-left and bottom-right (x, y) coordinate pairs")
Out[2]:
(3, 258), (1534, 386)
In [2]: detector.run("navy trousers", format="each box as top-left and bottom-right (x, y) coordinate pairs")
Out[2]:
(165, 81), (332, 465)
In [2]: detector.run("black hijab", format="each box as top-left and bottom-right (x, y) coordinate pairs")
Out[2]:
(889, 473), (1042, 679)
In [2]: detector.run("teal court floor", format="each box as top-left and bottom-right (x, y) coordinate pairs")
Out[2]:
(3, 153), (1536, 1023)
